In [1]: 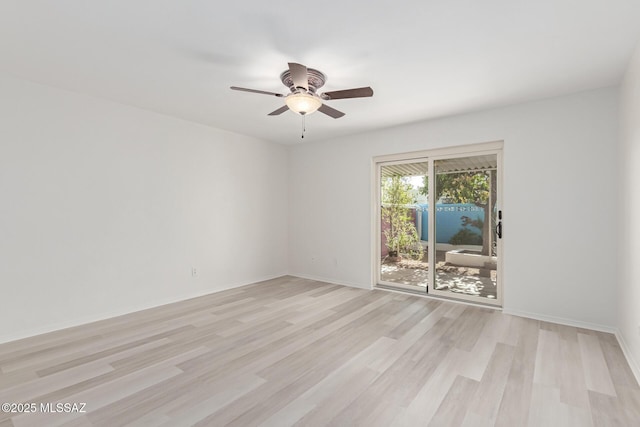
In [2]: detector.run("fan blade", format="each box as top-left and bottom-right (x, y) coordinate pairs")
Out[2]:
(322, 86), (374, 100)
(288, 62), (309, 91)
(318, 104), (345, 119)
(268, 105), (289, 116)
(230, 86), (284, 97)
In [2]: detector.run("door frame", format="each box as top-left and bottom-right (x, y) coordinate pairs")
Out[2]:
(371, 141), (504, 306)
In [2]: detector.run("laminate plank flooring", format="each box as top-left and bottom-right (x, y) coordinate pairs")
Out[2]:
(0, 276), (638, 426)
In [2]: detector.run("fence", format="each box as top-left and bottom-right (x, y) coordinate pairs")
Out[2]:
(417, 203), (485, 243)
(381, 203), (485, 256)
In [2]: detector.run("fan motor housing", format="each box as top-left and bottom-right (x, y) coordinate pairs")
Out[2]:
(280, 68), (326, 93)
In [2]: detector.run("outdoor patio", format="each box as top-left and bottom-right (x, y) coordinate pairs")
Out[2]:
(380, 250), (497, 299)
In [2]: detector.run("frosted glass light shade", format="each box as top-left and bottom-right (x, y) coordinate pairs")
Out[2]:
(285, 92), (322, 115)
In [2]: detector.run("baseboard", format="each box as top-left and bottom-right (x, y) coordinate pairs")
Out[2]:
(288, 273), (371, 290)
(501, 308), (616, 334)
(615, 329), (640, 386)
(0, 272), (288, 345)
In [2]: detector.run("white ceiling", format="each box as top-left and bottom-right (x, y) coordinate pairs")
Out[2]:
(1, 1), (639, 145)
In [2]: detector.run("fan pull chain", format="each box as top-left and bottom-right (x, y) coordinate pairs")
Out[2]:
(301, 114), (306, 139)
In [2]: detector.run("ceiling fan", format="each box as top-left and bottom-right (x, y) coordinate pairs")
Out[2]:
(230, 62), (374, 119)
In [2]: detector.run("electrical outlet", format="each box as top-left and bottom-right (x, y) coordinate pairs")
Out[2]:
(191, 267), (198, 278)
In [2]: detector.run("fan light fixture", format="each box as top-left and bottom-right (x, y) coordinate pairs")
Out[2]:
(230, 62), (374, 136)
(285, 92), (322, 115)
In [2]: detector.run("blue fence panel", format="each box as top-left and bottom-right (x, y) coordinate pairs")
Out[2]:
(418, 203), (484, 243)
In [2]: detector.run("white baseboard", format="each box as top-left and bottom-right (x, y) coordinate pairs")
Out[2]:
(501, 308), (616, 334)
(0, 272), (288, 345)
(288, 273), (372, 290)
(615, 329), (640, 386)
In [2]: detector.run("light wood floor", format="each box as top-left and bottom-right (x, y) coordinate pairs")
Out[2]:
(1, 276), (638, 426)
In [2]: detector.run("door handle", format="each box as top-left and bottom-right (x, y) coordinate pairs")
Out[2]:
(496, 221), (502, 239)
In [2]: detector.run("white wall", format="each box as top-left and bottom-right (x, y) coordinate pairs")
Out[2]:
(0, 75), (288, 343)
(618, 42), (640, 380)
(289, 87), (618, 329)
(0, 72), (623, 344)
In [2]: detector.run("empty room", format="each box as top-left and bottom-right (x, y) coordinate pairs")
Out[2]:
(1, 1), (640, 426)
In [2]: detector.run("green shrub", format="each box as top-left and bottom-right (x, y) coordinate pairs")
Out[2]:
(382, 175), (424, 260)
(449, 228), (483, 245)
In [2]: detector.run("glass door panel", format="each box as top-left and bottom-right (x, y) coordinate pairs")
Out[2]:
(432, 154), (499, 303)
(379, 161), (429, 291)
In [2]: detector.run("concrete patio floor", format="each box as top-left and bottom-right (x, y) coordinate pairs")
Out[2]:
(380, 251), (497, 300)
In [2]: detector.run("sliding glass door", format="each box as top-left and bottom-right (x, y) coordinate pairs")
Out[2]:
(376, 144), (502, 306)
